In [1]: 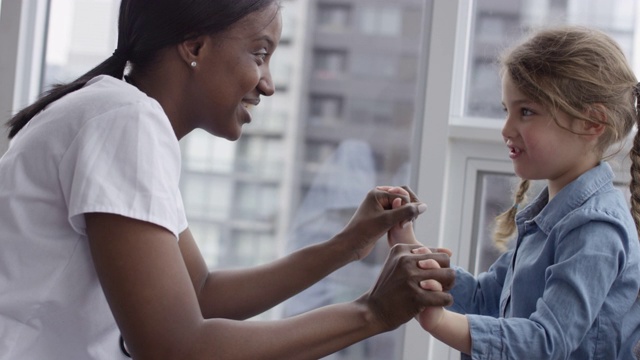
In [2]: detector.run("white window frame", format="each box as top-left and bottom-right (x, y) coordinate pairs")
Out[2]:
(0, 0), (48, 155)
(5, 1), (636, 359)
(406, 1), (640, 359)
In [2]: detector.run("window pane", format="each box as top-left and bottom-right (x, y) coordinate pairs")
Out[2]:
(465, 0), (638, 119)
(472, 173), (545, 274)
(41, 0), (432, 357)
(317, 3), (351, 33)
(42, 0), (118, 91)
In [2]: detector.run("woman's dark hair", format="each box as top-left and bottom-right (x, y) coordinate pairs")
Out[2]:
(7, 0), (278, 138)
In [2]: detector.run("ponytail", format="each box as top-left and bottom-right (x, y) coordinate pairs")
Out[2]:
(628, 83), (640, 239)
(6, 53), (128, 138)
(493, 178), (530, 251)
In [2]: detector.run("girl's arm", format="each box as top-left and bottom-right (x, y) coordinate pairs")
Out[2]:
(86, 212), (455, 360)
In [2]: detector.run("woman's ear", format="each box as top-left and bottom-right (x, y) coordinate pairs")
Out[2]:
(177, 35), (207, 66)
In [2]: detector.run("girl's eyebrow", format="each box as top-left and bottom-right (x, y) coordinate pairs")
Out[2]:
(503, 98), (536, 107)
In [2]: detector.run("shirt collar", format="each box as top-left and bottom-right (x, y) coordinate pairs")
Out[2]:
(516, 162), (614, 234)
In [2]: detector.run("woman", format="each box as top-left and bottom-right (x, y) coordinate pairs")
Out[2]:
(0, 1), (455, 359)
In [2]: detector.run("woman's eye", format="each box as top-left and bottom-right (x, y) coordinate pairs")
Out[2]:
(255, 50), (268, 63)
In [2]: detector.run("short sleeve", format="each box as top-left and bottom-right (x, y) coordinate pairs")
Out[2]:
(59, 100), (188, 239)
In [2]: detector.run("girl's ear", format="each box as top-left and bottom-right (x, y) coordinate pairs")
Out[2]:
(581, 104), (607, 137)
(177, 35), (207, 66)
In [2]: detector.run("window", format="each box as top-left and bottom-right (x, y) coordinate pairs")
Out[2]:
(235, 136), (284, 178)
(351, 53), (395, 78)
(317, 3), (351, 33)
(465, 0), (638, 119)
(313, 49), (348, 79)
(359, 6), (402, 36)
(309, 94), (344, 124)
(42, 0), (119, 91)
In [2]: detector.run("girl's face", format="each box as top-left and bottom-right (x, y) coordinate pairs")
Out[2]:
(501, 73), (600, 197)
(187, 3), (282, 140)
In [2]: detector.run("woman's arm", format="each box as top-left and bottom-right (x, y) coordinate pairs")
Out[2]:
(86, 212), (455, 360)
(183, 186), (436, 320)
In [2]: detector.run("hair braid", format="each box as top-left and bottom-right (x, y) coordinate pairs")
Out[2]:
(493, 179), (530, 251)
(629, 84), (640, 239)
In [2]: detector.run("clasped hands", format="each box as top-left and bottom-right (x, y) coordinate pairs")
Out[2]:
(344, 185), (455, 332)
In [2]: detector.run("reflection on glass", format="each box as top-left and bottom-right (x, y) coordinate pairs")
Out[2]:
(473, 173), (545, 274)
(317, 3), (351, 33)
(466, 0), (637, 119)
(42, 0), (119, 91)
(41, 0), (429, 357)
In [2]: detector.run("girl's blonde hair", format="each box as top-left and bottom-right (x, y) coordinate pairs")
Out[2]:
(493, 26), (640, 251)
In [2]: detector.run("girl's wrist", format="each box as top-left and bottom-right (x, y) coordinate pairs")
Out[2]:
(424, 307), (446, 333)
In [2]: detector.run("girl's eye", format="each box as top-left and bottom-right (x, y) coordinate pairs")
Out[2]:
(521, 108), (534, 116)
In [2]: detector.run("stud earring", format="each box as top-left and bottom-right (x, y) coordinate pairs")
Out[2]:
(190, 61), (197, 68)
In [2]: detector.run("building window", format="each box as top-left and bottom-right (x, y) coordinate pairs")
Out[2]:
(309, 94), (344, 125)
(313, 49), (348, 79)
(465, 0), (638, 119)
(181, 174), (234, 220)
(351, 53), (395, 78)
(235, 136), (284, 178)
(317, 3), (351, 33)
(359, 6), (402, 36)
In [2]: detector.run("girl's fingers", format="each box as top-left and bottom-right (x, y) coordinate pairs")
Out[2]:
(420, 279), (443, 292)
(411, 247), (433, 255)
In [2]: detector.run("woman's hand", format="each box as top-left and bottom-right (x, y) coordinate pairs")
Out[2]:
(358, 244), (455, 332)
(338, 186), (427, 261)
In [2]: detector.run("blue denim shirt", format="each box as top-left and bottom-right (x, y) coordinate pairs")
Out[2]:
(449, 162), (640, 359)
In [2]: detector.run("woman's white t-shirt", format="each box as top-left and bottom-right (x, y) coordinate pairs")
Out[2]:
(0, 75), (188, 359)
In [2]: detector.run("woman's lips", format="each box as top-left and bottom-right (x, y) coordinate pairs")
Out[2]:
(242, 98), (260, 111)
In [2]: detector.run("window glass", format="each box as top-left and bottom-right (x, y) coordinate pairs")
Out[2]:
(473, 173), (545, 273)
(41, 0), (431, 358)
(465, 0), (638, 119)
(317, 3), (351, 33)
(359, 5), (402, 36)
(313, 49), (348, 79)
(42, 0), (118, 90)
(466, 1), (639, 284)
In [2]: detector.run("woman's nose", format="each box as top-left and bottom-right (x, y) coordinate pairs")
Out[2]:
(258, 70), (275, 97)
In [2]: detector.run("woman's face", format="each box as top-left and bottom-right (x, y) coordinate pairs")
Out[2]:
(187, 3), (282, 140)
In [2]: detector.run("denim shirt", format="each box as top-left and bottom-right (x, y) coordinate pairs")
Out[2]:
(449, 162), (640, 360)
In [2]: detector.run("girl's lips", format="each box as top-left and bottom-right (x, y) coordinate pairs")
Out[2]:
(508, 145), (523, 159)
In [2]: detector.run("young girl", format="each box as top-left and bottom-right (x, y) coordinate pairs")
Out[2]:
(0, 1), (455, 359)
(389, 26), (640, 359)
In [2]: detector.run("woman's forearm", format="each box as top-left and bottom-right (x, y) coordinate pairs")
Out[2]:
(188, 300), (385, 360)
(198, 234), (355, 319)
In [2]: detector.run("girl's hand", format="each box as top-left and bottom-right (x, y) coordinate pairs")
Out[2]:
(382, 186), (424, 247)
(338, 186), (427, 261)
(412, 246), (447, 332)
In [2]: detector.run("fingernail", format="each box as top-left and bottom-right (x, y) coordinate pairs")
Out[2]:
(418, 203), (427, 214)
(402, 220), (412, 229)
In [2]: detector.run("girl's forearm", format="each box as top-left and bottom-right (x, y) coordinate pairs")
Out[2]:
(429, 310), (472, 355)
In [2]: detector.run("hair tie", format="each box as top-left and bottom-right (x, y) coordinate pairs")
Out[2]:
(112, 48), (129, 62)
(633, 82), (640, 116)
